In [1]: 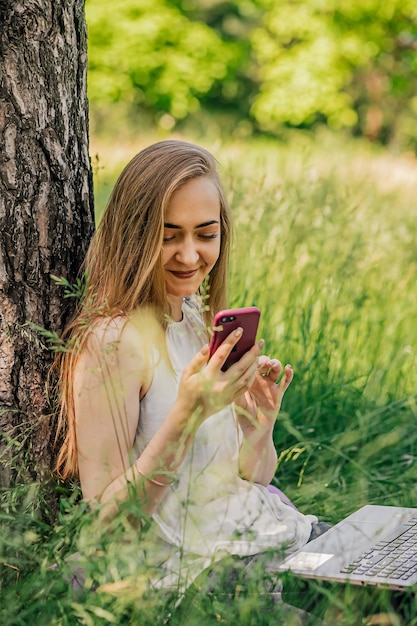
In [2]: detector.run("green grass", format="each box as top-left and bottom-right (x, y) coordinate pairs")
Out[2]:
(2, 130), (417, 624)
(221, 133), (417, 518)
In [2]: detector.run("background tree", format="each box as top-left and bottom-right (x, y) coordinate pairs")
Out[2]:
(0, 0), (94, 488)
(86, 0), (417, 151)
(86, 0), (238, 127)
(251, 0), (417, 146)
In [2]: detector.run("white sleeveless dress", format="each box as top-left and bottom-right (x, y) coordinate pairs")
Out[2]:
(133, 297), (316, 592)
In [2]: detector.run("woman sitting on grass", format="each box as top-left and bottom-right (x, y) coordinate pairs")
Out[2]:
(55, 139), (319, 597)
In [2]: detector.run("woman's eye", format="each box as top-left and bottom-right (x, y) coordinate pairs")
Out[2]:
(199, 233), (219, 240)
(163, 235), (175, 243)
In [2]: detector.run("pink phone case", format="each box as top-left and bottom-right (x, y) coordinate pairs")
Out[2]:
(209, 307), (261, 371)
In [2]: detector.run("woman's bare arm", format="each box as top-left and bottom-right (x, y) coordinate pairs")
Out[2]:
(74, 316), (196, 518)
(74, 317), (262, 521)
(235, 359), (293, 486)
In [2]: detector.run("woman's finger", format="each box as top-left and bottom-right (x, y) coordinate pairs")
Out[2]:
(276, 364), (293, 392)
(226, 340), (263, 384)
(207, 327), (244, 372)
(257, 357), (282, 382)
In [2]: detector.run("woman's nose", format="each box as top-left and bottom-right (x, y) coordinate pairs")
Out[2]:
(176, 237), (199, 265)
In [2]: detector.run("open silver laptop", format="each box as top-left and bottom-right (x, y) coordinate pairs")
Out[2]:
(279, 505), (417, 591)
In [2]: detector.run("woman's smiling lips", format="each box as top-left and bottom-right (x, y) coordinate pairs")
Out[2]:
(168, 269), (199, 279)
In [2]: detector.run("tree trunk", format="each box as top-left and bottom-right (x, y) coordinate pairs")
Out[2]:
(0, 0), (94, 488)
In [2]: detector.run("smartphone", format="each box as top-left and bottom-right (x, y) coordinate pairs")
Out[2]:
(209, 307), (261, 371)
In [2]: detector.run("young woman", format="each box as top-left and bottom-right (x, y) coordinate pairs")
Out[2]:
(55, 139), (318, 594)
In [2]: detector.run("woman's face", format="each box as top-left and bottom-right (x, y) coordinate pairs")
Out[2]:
(162, 177), (221, 318)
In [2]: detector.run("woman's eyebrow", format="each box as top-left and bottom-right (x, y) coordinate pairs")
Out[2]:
(164, 220), (220, 229)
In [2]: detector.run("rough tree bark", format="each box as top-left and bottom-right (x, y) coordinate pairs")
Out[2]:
(0, 0), (95, 488)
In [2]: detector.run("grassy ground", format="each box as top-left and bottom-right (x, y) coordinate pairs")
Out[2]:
(1, 129), (417, 624)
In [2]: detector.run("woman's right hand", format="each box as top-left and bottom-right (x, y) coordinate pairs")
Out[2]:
(176, 328), (263, 427)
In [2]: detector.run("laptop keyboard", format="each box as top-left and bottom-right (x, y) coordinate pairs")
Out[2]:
(340, 517), (417, 581)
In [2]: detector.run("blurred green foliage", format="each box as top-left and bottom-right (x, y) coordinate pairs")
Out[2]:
(86, 0), (417, 147)
(252, 0), (417, 144)
(87, 0), (244, 122)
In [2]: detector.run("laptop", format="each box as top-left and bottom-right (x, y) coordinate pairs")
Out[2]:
(278, 505), (417, 590)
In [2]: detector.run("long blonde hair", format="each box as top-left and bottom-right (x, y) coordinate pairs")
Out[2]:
(55, 140), (232, 478)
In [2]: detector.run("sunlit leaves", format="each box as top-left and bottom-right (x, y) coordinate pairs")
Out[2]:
(250, 0), (417, 135)
(86, 0), (417, 147)
(86, 0), (236, 119)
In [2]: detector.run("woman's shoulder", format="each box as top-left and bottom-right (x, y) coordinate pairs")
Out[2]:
(82, 309), (164, 364)
(87, 314), (127, 343)
(73, 311), (163, 393)
(80, 315), (129, 361)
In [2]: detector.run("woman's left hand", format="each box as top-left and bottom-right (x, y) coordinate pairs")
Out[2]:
(234, 356), (293, 435)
